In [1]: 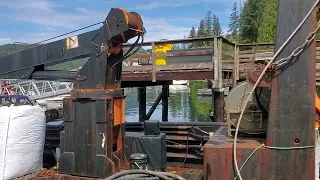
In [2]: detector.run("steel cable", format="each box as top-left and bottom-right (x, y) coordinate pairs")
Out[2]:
(0, 21), (103, 56)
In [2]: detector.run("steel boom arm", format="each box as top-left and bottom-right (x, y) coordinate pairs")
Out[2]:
(0, 8), (144, 81)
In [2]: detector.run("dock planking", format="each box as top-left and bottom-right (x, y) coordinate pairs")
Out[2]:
(122, 63), (213, 81)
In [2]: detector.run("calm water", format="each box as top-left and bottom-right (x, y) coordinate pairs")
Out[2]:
(124, 81), (213, 122)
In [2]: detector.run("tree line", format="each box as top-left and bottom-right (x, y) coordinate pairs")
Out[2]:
(186, 0), (319, 48)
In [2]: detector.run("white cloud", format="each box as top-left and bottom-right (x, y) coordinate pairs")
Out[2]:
(45, 27), (56, 31)
(76, 8), (89, 13)
(0, 0), (105, 29)
(0, 0), (57, 11)
(0, 0), (223, 46)
(141, 17), (190, 41)
(0, 38), (12, 45)
(133, 1), (185, 10)
(132, 0), (239, 10)
(0, 0), (193, 45)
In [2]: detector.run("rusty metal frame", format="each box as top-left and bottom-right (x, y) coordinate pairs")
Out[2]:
(203, 0), (317, 179)
(1, 8), (146, 179)
(266, 0), (316, 178)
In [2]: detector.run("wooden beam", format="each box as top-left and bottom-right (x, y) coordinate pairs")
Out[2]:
(151, 42), (156, 82)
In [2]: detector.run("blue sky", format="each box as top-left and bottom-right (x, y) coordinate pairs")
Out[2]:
(0, 0), (242, 45)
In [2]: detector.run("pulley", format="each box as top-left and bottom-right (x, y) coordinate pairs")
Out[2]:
(246, 62), (272, 88)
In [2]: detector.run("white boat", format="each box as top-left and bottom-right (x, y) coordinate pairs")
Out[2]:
(172, 80), (189, 85)
(169, 80), (189, 93)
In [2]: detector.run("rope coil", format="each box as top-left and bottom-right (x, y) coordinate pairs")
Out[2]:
(102, 170), (186, 180)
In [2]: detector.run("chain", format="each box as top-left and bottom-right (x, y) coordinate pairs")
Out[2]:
(273, 19), (320, 67)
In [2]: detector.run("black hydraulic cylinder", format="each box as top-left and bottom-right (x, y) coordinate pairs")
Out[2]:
(31, 71), (77, 81)
(138, 87), (146, 122)
(162, 85), (169, 122)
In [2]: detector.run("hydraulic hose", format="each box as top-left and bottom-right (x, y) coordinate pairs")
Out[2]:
(102, 170), (186, 180)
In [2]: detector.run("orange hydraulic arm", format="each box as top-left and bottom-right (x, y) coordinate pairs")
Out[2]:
(315, 94), (320, 128)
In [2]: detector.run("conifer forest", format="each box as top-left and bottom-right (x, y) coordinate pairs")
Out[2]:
(185, 0), (320, 48)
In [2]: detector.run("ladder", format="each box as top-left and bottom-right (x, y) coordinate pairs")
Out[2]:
(0, 79), (73, 101)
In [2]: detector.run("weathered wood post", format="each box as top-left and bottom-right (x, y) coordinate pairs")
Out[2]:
(211, 37), (225, 122)
(152, 42), (156, 82)
(233, 44), (239, 87)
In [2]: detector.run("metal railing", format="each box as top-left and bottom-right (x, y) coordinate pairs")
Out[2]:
(0, 80), (73, 101)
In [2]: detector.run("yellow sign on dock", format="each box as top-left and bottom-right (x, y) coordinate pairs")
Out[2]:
(155, 43), (173, 66)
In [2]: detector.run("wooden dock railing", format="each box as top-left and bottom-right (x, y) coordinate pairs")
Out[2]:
(123, 36), (320, 88)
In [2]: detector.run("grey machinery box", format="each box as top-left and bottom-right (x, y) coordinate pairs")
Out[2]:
(125, 132), (167, 171)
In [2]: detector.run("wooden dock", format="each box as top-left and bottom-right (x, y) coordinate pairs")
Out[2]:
(122, 63), (212, 81)
(121, 37), (320, 89)
(119, 37), (320, 122)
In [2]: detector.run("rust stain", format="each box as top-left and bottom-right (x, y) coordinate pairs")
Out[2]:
(175, 130), (186, 135)
(113, 98), (125, 127)
(105, 83), (121, 89)
(35, 169), (56, 177)
(71, 88), (120, 93)
(308, 149), (316, 180)
(32, 174), (96, 180)
(108, 43), (122, 55)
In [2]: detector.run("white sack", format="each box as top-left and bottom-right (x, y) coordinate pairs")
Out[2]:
(0, 105), (46, 180)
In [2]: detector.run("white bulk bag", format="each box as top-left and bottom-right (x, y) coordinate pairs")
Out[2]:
(0, 104), (46, 180)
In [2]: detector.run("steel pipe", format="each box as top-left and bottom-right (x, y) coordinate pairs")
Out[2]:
(31, 71), (77, 81)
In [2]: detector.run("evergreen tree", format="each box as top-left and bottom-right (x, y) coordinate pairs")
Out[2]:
(188, 26), (197, 48)
(257, 0), (277, 42)
(205, 11), (213, 37)
(239, 0), (266, 43)
(212, 15), (222, 36)
(196, 19), (206, 47)
(204, 11), (213, 46)
(228, 1), (240, 37)
(189, 27), (196, 38)
(197, 19), (206, 37)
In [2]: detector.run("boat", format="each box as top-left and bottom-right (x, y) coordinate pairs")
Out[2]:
(172, 80), (189, 85)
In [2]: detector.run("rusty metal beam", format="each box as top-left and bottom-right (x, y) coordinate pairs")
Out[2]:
(204, 1), (317, 179)
(267, 0), (316, 179)
(122, 71), (213, 81)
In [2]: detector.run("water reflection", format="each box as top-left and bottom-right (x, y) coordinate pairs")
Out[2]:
(124, 81), (212, 122)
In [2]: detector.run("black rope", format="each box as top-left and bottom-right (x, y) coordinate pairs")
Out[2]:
(110, 33), (144, 69)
